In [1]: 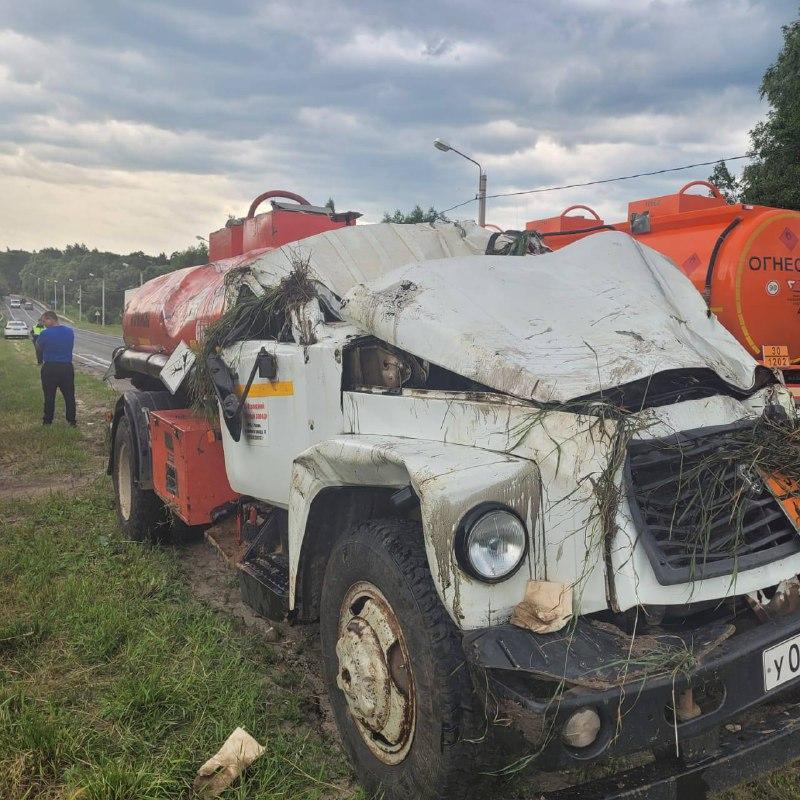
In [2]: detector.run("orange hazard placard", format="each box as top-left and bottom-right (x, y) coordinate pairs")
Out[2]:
(762, 345), (791, 368)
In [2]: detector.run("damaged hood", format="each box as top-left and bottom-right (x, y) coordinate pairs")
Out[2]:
(340, 232), (763, 405)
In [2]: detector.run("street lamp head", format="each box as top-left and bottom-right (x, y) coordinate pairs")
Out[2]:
(433, 138), (451, 152)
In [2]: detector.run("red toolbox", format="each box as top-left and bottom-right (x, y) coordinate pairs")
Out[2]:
(149, 409), (239, 526)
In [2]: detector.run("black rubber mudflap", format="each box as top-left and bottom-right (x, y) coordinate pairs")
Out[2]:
(238, 553), (289, 621)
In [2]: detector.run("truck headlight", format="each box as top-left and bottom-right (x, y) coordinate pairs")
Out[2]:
(457, 505), (527, 582)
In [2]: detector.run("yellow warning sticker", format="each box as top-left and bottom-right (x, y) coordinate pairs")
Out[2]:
(234, 381), (294, 397)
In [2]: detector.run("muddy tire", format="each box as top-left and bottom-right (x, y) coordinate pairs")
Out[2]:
(112, 414), (166, 542)
(320, 518), (481, 800)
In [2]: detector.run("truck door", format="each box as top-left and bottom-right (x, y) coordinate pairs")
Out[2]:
(219, 330), (345, 507)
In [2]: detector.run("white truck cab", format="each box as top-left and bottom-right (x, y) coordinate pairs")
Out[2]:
(111, 222), (800, 800)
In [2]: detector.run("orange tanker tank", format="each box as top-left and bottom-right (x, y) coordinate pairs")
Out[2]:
(527, 181), (800, 393)
(123, 190), (360, 355)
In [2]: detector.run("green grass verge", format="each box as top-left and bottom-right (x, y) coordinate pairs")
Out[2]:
(0, 484), (354, 800)
(0, 337), (116, 482)
(0, 338), (355, 799)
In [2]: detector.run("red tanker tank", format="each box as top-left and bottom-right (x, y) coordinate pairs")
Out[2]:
(527, 181), (800, 391)
(123, 191), (360, 354)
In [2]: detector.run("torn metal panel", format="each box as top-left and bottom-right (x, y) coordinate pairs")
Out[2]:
(339, 232), (764, 405)
(288, 434), (540, 629)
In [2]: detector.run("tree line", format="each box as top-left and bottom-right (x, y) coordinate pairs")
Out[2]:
(709, 13), (800, 208)
(0, 242), (208, 323)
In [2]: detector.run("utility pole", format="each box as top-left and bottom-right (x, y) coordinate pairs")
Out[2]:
(62, 284), (65, 313)
(78, 284), (82, 322)
(53, 280), (57, 309)
(101, 279), (106, 326)
(433, 138), (487, 227)
(478, 172), (487, 228)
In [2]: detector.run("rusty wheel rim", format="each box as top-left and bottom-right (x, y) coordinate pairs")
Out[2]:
(117, 438), (132, 520)
(336, 581), (416, 764)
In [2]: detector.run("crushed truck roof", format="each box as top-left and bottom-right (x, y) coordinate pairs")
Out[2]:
(244, 219), (490, 299)
(338, 231), (763, 405)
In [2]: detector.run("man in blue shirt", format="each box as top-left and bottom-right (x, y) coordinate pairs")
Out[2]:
(36, 311), (77, 426)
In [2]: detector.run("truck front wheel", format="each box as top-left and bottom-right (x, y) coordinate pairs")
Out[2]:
(113, 414), (166, 542)
(320, 518), (480, 800)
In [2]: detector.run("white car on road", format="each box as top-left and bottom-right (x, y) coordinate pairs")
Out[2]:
(4, 320), (29, 339)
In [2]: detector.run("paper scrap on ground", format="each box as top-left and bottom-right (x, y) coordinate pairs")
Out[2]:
(193, 727), (265, 797)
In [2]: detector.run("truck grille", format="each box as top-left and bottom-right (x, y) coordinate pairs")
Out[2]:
(625, 423), (800, 585)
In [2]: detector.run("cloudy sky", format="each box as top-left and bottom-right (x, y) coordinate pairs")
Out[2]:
(0, 0), (796, 255)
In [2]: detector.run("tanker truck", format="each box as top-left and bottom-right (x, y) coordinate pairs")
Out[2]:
(109, 189), (800, 799)
(526, 181), (800, 399)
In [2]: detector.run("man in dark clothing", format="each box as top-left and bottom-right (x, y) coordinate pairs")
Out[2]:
(36, 311), (77, 426)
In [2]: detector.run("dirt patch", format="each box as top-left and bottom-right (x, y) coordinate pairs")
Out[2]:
(176, 523), (344, 749)
(74, 395), (112, 447)
(0, 474), (97, 500)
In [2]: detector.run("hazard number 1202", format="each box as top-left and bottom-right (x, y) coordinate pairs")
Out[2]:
(762, 345), (791, 368)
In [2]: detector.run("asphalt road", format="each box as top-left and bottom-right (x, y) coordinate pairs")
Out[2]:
(2, 297), (123, 372)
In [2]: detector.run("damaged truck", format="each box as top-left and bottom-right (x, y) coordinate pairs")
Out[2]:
(109, 190), (800, 799)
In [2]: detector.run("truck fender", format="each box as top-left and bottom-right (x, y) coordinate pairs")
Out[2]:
(107, 390), (185, 489)
(289, 434), (542, 630)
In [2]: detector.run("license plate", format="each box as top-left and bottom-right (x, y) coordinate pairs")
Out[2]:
(763, 633), (800, 691)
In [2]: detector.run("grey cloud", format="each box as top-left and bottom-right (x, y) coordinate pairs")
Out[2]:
(0, 0), (796, 248)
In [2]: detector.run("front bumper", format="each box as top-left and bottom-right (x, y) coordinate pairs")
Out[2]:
(546, 700), (800, 800)
(463, 611), (800, 794)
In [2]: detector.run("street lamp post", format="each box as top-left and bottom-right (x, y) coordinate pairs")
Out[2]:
(433, 138), (487, 227)
(68, 278), (75, 321)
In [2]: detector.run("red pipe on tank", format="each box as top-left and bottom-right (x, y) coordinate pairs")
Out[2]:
(247, 190), (311, 219)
